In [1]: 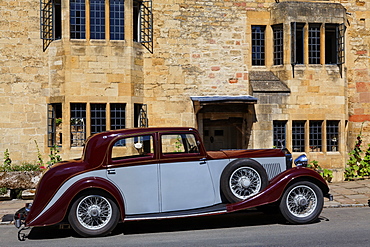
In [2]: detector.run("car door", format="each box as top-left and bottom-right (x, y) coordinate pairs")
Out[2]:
(159, 133), (216, 212)
(106, 134), (160, 215)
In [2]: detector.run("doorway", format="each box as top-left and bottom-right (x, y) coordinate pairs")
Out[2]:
(203, 119), (242, 151)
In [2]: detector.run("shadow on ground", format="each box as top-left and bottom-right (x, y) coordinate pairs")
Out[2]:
(26, 210), (325, 240)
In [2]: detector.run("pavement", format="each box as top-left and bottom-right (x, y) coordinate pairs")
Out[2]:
(1, 179), (369, 225)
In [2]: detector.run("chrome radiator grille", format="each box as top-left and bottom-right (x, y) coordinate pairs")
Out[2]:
(261, 163), (282, 180)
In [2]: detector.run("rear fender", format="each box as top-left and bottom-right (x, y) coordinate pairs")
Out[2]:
(26, 177), (124, 227)
(226, 167), (329, 212)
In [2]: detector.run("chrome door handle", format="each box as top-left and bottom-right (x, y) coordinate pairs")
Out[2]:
(199, 158), (207, 165)
(107, 169), (116, 175)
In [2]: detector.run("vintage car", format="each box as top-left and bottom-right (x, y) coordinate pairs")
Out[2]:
(15, 127), (331, 239)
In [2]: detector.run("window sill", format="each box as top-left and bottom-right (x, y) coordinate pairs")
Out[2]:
(90, 40), (108, 44)
(251, 66), (267, 69)
(326, 151), (341, 155)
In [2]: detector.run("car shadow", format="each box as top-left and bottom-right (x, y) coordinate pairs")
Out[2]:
(26, 209), (326, 240)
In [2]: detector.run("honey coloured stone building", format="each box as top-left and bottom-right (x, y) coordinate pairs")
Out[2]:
(1, 0), (369, 181)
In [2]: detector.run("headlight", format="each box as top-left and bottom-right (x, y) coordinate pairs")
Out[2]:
(294, 154), (308, 167)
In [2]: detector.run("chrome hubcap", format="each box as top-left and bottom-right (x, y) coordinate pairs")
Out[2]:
(230, 167), (262, 200)
(88, 205), (100, 217)
(240, 177), (251, 188)
(286, 185), (317, 218)
(294, 195), (308, 207)
(76, 195), (112, 230)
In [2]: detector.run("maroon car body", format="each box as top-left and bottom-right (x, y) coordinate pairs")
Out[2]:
(15, 127), (331, 239)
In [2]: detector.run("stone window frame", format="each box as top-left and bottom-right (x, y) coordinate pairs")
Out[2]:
(47, 103), (63, 147)
(291, 22), (305, 65)
(110, 0), (125, 40)
(110, 103), (126, 130)
(70, 102), (127, 147)
(272, 24), (284, 66)
(40, 0), (62, 51)
(309, 120), (323, 152)
(251, 25), (266, 66)
(273, 120), (287, 148)
(291, 22), (345, 66)
(41, 0), (153, 53)
(286, 120), (341, 153)
(90, 0), (106, 40)
(308, 24), (321, 65)
(90, 103), (107, 135)
(71, 103), (87, 147)
(326, 120), (340, 152)
(292, 120), (306, 153)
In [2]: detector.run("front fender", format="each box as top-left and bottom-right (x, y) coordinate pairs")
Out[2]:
(26, 177), (125, 227)
(226, 167), (329, 212)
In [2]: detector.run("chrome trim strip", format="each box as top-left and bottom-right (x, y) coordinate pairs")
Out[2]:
(125, 210), (227, 221)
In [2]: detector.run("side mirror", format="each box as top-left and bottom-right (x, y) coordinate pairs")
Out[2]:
(294, 154), (308, 167)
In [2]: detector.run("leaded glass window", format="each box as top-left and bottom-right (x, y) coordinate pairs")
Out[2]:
(71, 103), (86, 147)
(309, 121), (323, 152)
(273, 121), (287, 148)
(327, 120), (339, 152)
(70, 0), (86, 39)
(91, 104), (106, 135)
(110, 103), (126, 130)
(309, 24), (321, 64)
(110, 0), (124, 40)
(292, 121), (305, 152)
(273, 24), (284, 65)
(90, 0), (105, 39)
(252, 25), (265, 66)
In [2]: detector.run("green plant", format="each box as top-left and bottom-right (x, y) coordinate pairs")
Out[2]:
(56, 118), (62, 126)
(3, 148), (11, 165)
(358, 144), (370, 177)
(0, 149), (42, 172)
(1, 149), (12, 172)
(12, 163), (43, 172)
(0, 163), (42, 172)
(46, 145), (62, 168)
(308, 160), (333, 182)
(0, 187), (7, 195)
(174, 135), (183, 152)
(34, 140), (44, 167)
(344, 134), (363, 180)
(344, 121), (370, 180)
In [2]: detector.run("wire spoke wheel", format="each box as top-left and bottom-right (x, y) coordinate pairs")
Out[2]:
(68, 192), (120, 237)
(221, 159), (268, 203)
(286, 185), (317, 218)
(77, 195), (112, 230)
(279, 181), (324, 224)
(230, 167), (262, 200)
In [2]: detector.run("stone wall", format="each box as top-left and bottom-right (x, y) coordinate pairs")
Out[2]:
(144, 0), (252, 127)
(0, 0), (49, 162)
(343, 0), (370, 147)
(0, 0), (369, 179)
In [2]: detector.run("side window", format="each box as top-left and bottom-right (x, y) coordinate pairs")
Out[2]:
(161, 134), (199, 155)
(111, 135), (153, 161)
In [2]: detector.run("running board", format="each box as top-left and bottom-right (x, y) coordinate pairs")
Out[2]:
(125, 204), (228, 221)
